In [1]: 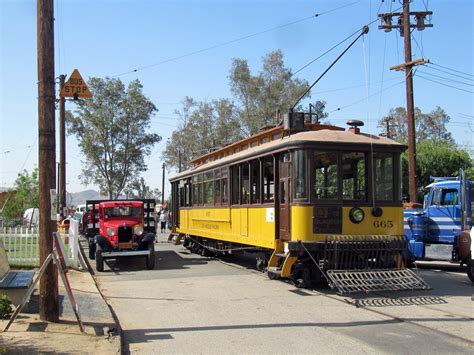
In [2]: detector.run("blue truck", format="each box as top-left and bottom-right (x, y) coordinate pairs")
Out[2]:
(404, 170), (473, 280)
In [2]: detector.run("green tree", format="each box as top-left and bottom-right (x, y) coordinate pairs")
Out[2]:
(124, 177), (161, 200)
(401, 139), (472, 201)
(67, 77), (161, 199)
(379, 106), (453, 143)
(229, 50), (311, 135)
(1, 169), (39, 222)
(164, 97), (243, 170)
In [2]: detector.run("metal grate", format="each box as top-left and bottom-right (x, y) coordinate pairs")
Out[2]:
(327, 269), (431, 294)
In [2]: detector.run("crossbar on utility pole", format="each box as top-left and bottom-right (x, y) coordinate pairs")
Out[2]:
(37, 0), (59, 321)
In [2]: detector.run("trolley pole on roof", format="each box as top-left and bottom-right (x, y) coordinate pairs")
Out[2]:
(378, 0), (432, 205)
(37, 0), (59, 322)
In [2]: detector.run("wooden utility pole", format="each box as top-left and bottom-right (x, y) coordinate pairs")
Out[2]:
(402, 0), (417, 205)
(37, 0), (59, 321)
(378, 0), (432, 204)
(161, 163), (166, 206)
(59, 74), (66, 218)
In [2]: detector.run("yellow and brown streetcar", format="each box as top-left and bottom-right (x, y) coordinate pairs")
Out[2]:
(169, 113), (429, 294)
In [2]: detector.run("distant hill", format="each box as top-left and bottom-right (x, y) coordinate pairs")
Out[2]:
(68, 190), (107, 207)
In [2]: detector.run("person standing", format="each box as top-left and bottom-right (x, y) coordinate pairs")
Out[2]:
(159, 210), (167, 233)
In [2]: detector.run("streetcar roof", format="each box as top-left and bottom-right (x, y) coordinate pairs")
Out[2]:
(170, 129), (404, 181)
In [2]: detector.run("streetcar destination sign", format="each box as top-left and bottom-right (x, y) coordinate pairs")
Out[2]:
(60, 69), (92, 98)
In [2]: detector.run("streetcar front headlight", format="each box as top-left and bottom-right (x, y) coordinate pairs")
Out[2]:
(106, 227), (115, 237)
(349, 207), (365, 224)
(134, 224), (144, 236)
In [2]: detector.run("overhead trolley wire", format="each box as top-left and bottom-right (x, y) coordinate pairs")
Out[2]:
(115, 15), (317, 77)
(114, 1), (364, 77)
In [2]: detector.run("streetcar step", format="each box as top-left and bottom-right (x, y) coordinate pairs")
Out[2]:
(326, 268), (431, 294)
(267, 267), (282, 279)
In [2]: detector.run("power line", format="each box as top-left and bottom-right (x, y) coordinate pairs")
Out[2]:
(115, 15), (317, 77)
(294, 5), (403, 77)
(114, 1), (366, 77)
(417, 70), (474, 87)
(424, 64), (474, 82)
(328, 80), (405, 113)
(429, 62), (474, 78)
(416, 75), (473, 94)
(312, 77), (400, 94)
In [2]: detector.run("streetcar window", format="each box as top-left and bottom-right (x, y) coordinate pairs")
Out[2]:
(342, 152), (366, 201)
(222, 168), (229, 204)
(263, 157), (274, 203)
(204, 172), (213, 205)
(192, 176), (199, 205)
(185, 181), (191, 206)
(198, 174), (204, 205)
(293, 150), (308, 199)
(214, 169), (221, 205)
(251, 160), (260, 204)
(231, 165), (240, 205)
(314, 151), (338, 200)
(374, 153), (394, 201)
(241, 163), (250, 204)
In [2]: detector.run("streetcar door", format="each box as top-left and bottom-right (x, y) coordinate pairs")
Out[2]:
(279, 153), (291, 241)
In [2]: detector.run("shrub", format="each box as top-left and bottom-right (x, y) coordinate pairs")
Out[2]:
(0, 294), (13, 319)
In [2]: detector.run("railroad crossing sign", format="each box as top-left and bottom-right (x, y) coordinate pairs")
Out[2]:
(60, 69), (92, 99)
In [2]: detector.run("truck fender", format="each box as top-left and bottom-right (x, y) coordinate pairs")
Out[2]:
(471, 228), (474, 259)
(94, 235), (108, 249)
(457, 230), (471, 260)
(142, 233), (156, 244)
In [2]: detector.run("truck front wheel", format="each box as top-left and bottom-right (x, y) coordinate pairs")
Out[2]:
(467, 258), (474, 283)
(146, 241), (155, 270)
(89, 239), (96, 260)
(96, 244), (104, 272)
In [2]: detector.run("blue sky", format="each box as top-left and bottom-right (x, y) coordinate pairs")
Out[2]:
(1, 0), (473, 197)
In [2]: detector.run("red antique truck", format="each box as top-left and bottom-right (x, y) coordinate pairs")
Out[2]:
(85, 199), (157, 272)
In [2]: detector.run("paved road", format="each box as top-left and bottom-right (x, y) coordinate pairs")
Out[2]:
(90, 234), (474, 354)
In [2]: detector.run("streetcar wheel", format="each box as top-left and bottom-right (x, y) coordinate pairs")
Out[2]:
(256, 256), (268, 272)
(95, 244), (104, 272)
(191, 241), (200, 254)
(146, 241), (155, 270)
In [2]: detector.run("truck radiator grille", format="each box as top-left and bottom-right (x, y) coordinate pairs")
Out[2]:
(118, 226), (133, 243)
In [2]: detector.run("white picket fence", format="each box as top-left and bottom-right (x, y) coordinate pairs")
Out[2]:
(0, 221), (80, 267)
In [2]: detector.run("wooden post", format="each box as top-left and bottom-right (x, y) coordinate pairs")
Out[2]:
(59, 74), (66, 218)
(37, 0), (59, 322)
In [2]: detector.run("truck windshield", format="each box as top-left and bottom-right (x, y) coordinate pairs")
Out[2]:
(104, 206), (141, 218)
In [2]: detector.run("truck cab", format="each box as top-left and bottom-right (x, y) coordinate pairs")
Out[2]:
(404, 175), (473, 263)
(86, 199), (157, 272)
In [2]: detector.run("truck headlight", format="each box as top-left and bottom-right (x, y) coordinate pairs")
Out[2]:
(134, 224), (144, 236)
(107, 227), (115, 237)
(349, 207), (365, 224)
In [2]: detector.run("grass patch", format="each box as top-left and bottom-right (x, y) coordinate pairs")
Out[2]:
(8, 263), (37, 270)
